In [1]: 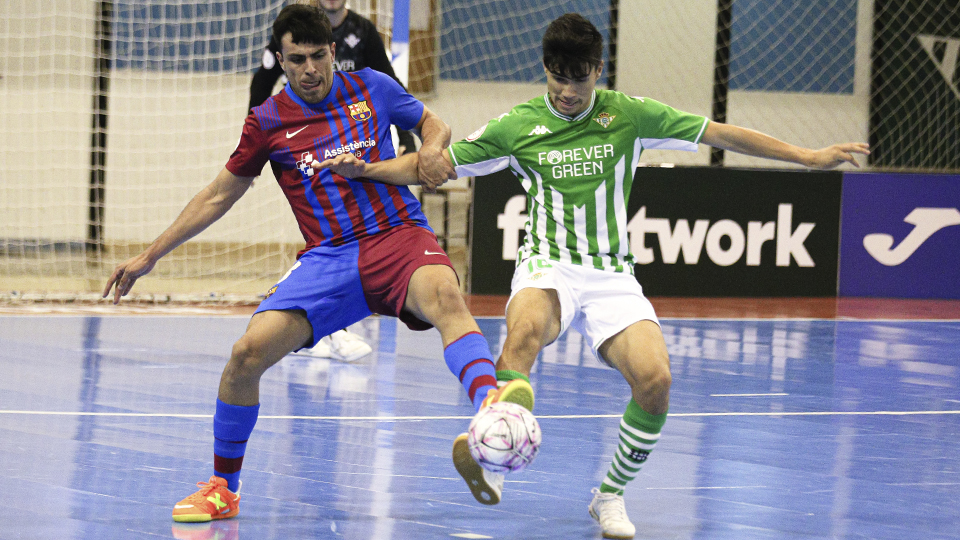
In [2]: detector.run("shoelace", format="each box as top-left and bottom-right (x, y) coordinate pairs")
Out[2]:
(599, 495), (628, 521)
(180, 480), (219, 504)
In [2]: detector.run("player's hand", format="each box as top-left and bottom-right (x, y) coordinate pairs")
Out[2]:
(806, 142), (870, 169)
(417, 146), (455, 194)
(313, 154), (366, 178)
(103, 253), (157, 305)
(396, 145), (407, 157)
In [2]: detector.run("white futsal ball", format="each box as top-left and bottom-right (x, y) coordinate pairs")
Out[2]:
(467, 401), (541, 473)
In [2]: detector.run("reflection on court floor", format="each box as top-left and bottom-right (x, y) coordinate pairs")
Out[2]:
(1, 314), (958, 539)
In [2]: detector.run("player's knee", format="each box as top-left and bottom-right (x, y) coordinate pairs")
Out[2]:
(648, 362), (672, 394)
(431, 279), (466, 314)
(641, 357), (672, 400)
(226, 338), (269, 380)
(506, 316), (548, 351)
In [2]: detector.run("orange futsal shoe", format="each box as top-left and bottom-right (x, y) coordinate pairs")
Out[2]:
(172, 476), (240, 523)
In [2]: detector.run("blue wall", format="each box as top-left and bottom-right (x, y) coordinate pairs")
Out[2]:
(438, 0), (610, 84)
(729, 0), (856, 93)
(109, 0), (857, 95)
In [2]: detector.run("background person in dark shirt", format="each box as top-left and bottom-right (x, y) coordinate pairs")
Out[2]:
(249, 0), (417, 154)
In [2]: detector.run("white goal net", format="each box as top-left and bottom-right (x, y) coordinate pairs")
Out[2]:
(1, 0), (957, 303)
(1, 0), (394, 304)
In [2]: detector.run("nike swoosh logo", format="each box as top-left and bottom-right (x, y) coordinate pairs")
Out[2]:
(863, 207), (960, 266)
(174, 504), (194, 509)
(286, 126), (308, 139)
(424, 250), (444, 256)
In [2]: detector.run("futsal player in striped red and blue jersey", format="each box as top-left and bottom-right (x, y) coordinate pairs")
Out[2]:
(102, 4), (534, 523)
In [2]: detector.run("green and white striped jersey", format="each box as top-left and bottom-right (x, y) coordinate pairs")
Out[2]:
(449, 89), (708, 273)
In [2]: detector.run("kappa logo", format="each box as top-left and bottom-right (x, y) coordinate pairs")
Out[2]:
(916, 34), (960, 100)
(863, 207), (960, 266)
(528, 125), (553, 136)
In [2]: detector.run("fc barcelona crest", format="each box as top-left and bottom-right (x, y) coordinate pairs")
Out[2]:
(594, 112), (615, 128)
(348, 101), (372, 121)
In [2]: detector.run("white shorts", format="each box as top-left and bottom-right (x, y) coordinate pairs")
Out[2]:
(507, 256), (659, 366)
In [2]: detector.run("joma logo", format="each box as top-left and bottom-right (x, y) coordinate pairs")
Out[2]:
(863, 208), (960, 266)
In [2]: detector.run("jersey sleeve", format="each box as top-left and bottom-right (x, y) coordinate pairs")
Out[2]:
(225, 114), (271, 177)
(631, 97), (710, 152)
(447, 113), (516, 177)
(370, 70), (424, 131)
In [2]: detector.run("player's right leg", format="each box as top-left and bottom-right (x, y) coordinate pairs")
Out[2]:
(173, 309), (313, 522)
(451, 260), (568, 505)
(174, 245), (370, 522)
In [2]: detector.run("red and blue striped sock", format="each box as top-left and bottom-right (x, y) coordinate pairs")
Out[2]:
(444, 332), (497, 411)
(213, 399), (260, 493)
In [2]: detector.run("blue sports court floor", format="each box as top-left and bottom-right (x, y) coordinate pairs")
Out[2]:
(1, 306), (959, 540)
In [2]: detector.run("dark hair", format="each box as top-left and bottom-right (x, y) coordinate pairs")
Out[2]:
(542, 13), (603, 79)
(272, 4), (333, 49)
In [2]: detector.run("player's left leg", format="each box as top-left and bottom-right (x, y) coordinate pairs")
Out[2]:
(404, 263), (503, 410)
(358, 224), (505, 411)
(571, 269), (669, 539)
(588, 321), (670, 539)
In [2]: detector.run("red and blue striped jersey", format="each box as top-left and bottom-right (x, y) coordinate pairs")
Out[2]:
(227, 68), (431, 256)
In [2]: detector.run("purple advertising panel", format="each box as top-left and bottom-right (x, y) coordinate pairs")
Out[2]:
(840, 173), (960, 298)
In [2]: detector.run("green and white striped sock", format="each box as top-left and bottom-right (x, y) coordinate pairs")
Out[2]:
(599, 399), (667, 495)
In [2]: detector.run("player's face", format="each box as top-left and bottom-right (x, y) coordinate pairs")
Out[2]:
(278, 34), (336, 104)
(545, 62), (603, 117)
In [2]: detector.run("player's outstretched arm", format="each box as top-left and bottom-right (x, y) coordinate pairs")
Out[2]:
(701, 122), (870, 170)
(103, 168), (254, 304)
(314, 152), (442, 186)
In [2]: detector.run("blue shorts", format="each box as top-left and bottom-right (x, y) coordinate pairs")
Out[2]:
(254, 225), (454, 349)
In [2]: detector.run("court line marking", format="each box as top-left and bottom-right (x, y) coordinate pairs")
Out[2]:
(1, 410), (958, 420)
(710, 393), (789, 397)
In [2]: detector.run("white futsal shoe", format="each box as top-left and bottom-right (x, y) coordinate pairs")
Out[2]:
(588, 488), (636, 539)
(291, 329), (372, 362)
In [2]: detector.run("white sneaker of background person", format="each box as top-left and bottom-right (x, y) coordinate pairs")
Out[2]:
(292, 329), (372, 362)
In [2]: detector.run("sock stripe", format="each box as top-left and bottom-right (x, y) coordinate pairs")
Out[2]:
(214, 454), (245, 474)
(619, 419), (661, 442)
(599, 399), (665, 495)
(459, 358), (494, 382)
(619, 433), (658, 451)
(613, 450), (644, 473)
(468, 374), (498, 402)
(602, 477), (626, 491)
(446, 331), (483, 348)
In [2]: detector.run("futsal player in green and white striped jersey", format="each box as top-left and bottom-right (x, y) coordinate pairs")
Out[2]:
(315, 13), (868, 539)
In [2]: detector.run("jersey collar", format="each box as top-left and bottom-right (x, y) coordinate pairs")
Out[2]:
(543, 90), (597, 122)
(283, 75), (343, 109)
